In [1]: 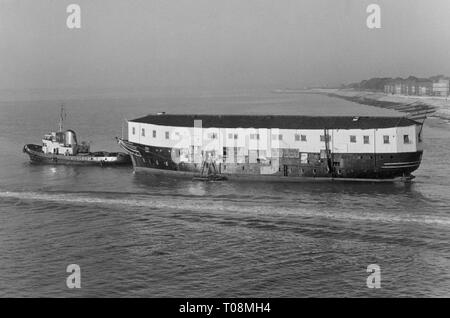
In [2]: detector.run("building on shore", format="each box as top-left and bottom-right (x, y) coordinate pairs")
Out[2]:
(432, 79), (450, 97)
(384, 83), (393, 94)
(416, 81), (433, 96)
(384, 78), (446, 97)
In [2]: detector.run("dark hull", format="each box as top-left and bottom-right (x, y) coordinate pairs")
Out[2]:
(23, 144), (131, 166)
(119, 140), (422, 182)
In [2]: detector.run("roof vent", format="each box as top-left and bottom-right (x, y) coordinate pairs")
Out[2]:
(352, 116), (359, 121)
(157, 112), (166, 115)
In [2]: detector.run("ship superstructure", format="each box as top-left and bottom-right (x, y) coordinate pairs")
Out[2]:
(118, 114), (423, 181)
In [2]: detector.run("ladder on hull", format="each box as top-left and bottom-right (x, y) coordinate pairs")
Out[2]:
(193, 159), (227, 182)
(323, 129), (335, 176)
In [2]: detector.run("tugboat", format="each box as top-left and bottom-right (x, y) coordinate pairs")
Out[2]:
(23, 105), (131, 166)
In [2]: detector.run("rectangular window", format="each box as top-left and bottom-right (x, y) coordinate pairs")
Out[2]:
(153, 130), (156, 138)
(234, 134), (238, 140)
(165, 131), (169, 139)
(228, 133), (233, 139)
(350, 135), (356, 143)
(403, 134), (410, 144)
(132, 127), (135, 135)
(250, 134), (255, 140)
(363, 136), (370, 144)
(301, 135), (307, 142)
(295, 134), (300, 141)
(141, 128), (145, 137)
(383, 135), (390, 144)
(320, 135), (328, 142)
(271, 134), (282, 141)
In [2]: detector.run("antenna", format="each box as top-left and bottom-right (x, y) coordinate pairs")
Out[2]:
(122, 117), (128, 139)
(59, 104), (65, 132)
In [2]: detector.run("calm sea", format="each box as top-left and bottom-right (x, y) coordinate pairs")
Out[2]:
(0, 89), (449, 297)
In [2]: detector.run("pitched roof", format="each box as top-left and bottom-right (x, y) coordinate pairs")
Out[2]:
(130, 114), (419, 129)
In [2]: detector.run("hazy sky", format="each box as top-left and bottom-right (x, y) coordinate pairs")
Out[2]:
(1, 0), (450, 91)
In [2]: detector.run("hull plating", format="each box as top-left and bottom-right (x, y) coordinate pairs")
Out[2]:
(23, 144), (131, 166)
(121, 141), (422, 181)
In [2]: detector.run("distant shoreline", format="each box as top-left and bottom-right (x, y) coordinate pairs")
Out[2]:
(274, 88), (450, 122)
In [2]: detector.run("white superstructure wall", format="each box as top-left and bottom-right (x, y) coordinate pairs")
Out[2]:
(128, 122), (420, 155)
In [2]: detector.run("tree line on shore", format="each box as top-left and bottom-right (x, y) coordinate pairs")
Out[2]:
(342, 75), (449, 91)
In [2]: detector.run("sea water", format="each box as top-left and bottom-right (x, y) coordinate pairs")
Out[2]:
(0, 89), (448, 297)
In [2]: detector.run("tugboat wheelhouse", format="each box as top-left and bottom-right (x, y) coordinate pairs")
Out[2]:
(118, 114), (424, 181)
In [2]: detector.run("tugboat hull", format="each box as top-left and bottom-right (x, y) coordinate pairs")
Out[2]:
(23, 144), (131, 166)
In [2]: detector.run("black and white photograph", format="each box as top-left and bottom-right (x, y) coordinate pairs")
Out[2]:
(0, 0), (449, 302)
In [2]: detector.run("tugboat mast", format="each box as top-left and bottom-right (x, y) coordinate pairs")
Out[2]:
(59, 104), (65, 132)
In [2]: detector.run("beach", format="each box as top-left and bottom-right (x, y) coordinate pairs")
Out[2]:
(305, 88), (450, 121)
